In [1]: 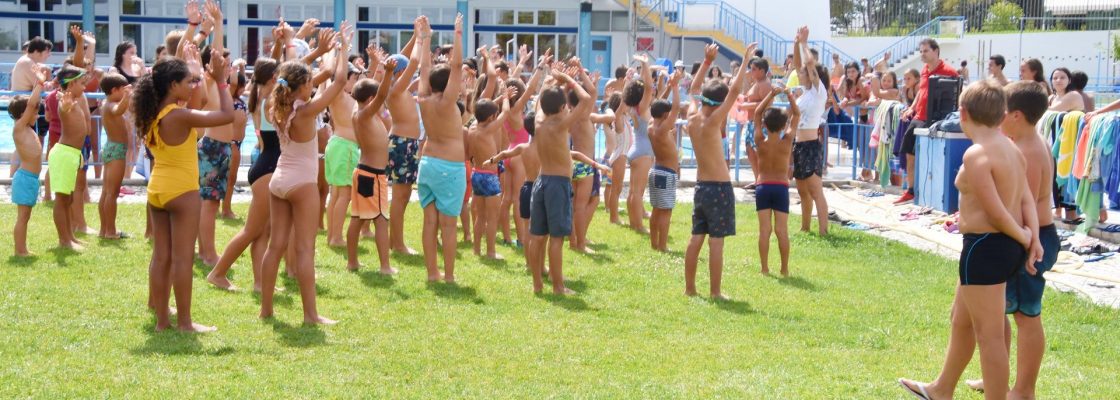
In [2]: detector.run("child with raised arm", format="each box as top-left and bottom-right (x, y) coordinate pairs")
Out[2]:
(49, 65), (92, 251)
(683, 42), (756, 300)
(523, 66), (596, 294)
(135, 45), (235, 332)
(9, 74), (47, 256)
(416, 14), (469, 283)
(566, 57), (601, 253)
(324, 61), (363, 248)
(899, 81), (1042, 400)
(346, 57), (398, 273)
(386, 17), (426, 255)
(622, 55), (656, 233)
(97, 73), (132, 239)
(753, 85), (799, 276)
(468, 86), (520, 259)
(648, 70), (685, 252)
(258, 24), (353, 325)
(964, 81), (1057, 399)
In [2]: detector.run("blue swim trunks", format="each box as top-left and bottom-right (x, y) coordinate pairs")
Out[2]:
(1006, 224), (1059, 317)
(388, 135), (420, 185)
(692, 181), (736, 238)
(12, 168), (41, 207)
(530, 175), (573, 237)
(754, 182), (790, 213)
(471, 169), (501, 197)
(417, 155), (467, 216)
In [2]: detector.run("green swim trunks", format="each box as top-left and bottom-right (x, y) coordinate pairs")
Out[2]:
(47, 143), (82, 195)
(101, 140), (127, 164)
(324, 135), (360, 186)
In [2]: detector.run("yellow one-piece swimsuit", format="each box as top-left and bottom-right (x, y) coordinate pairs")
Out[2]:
(146, 104), (200, 208)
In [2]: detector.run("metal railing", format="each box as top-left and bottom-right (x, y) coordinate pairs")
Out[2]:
(832, 0), (1120, 36)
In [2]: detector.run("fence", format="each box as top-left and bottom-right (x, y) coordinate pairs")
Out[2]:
(833, 0), (1120, 36)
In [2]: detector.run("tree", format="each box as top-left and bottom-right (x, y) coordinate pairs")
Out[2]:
(983, 1), (1024, 32)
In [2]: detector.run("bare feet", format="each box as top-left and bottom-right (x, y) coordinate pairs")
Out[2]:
(553, 287), (576, 295)
(327, 240), (346, 248)
(780, 268), (790, 277)
(220, 211), (238, 219)
(485, 253), (504, 260)
(392, 246), (419, 255)
(965, 379), (984, 393)
(304, 315), (338, 325)
(379, 266), (399, 275)
(361, 229), (375, 239)
(347, 263), (363, 272)
(685, 290), (698, 297)
(761, 268), (771, 276)
(427, 273), (444, 282)
(59, 241), (84, 252)
(444, 274), (456, 284)
(711, 293), (730, 301)
(179, 322), (217, 333)
(206, 274), (238, 291)
(14, 251), (34, 257)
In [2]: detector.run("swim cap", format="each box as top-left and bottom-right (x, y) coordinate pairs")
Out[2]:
(389, 54), (409, 75)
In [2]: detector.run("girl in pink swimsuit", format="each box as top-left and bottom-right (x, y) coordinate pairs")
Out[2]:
(258, 23), (354, 326)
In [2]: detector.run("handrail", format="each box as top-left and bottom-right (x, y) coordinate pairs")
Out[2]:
(869, 16), (966, 69)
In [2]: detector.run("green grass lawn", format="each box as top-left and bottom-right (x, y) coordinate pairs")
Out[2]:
(1, 202), (1117, 398)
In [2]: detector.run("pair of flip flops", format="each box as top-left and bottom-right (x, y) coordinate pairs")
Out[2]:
(1083, 252), (1115, 262)
(859, 190), (885, 198)
(842, 221), (870, 231)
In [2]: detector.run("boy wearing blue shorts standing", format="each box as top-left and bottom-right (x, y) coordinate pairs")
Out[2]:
(964, 81), (1057, 399)
(752, 85), (799, 277)
(9, 76), (47, 256)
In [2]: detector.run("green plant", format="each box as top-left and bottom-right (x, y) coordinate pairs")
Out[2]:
(983, 1), (1023, 32)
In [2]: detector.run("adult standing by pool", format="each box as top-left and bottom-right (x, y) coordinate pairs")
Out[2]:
(895, 38), (958, 205)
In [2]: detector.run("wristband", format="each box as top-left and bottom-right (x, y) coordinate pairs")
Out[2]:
(217, 83), (230, 90)
(188, 21), (200, 26)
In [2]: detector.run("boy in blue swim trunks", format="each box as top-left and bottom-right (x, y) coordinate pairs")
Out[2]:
(97, 73), (131, 239)
(9, 77), (47, 256)
(899, 81), (1042, 400)
(416, 15), (468, 283)
(752, 85), (798, 276)
(963, 81), (1057, 399)
(467, 86), (520, 259)
(683, 42), (755, 300)
(527, 65), (594, 295)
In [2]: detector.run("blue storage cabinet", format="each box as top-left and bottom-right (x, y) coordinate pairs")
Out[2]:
(915, 128), (972, 213)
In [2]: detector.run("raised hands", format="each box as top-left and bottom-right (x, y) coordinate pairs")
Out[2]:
(207, 48), (229, 83)
(518, 44), (532, 64)
(183, 44), (203, 77)
(59, 90), (78, 113)
(454, 13), (463, 35)
(384, 58), (398, 74)
(744, 42), (758, 58)
(315, 27), (336, 55)
(296, 18), (321, 40)
(185, 0), (201, 24)
(796, 26), (809, 43)
(339, 22), (353, 53)
(503, 84), (519, 101)
(366, 40), (383, 67)
(669, 69), (683, 84)
(704, 44), (718, 63)
(537, 47), (554, 69)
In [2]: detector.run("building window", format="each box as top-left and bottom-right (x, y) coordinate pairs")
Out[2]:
(122, 0), (142, 15)
(611, 11), (630, 31)
(538, 10), (556, 26)
(358, 6), (369, 22)
(591, 11), (610, 31)
(498, 10), (514, 25)
(517, 11), (534, 25)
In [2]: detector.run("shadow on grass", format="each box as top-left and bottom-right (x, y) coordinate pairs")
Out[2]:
(390, 251), (424, 267)
(708, 297), (754, 315)
(537, 292), (593, 312)
(356, 269), (397, 290)
(132, 324), (236, 356)
(96, 237), (126, 249)
(220, 217), (244, 227)
(251, 287), (295, 308)
(776, 276), (819, 292)
(264, 318), (327, 348)
(48, 247), (80, 266)
(7, 255), (40, 266)
(478, 256), (510, 269)
(279, 274), (332, 298)
(820, 233), (859, 247)
(426, 281), (484, 304)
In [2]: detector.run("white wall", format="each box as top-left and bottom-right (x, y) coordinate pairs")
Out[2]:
(831, 31), (1117, 85)
(723, 0), (830, 40)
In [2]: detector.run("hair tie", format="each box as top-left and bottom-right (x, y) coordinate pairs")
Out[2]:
(277, 78), (288, 88)
(692, 94), (722, 107)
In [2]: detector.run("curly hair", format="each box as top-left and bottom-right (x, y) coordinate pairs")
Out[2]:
(247, 57), (278, 112)
(269, 61), (311, 138)
(132, 58), (189, 146)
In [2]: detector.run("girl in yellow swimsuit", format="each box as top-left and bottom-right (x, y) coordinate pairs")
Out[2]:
(258, 23), (353, 326)
(132, 45), (235, 333)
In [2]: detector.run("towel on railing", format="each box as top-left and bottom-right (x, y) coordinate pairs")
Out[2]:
(1055, 111), (1085, 184)
(1036, 110), (1065, 146)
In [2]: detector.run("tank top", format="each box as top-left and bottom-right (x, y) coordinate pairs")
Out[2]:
(147, 104), (200, 195)
(259, 97), (277, 132)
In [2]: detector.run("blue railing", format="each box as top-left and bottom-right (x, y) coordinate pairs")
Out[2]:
(869, 16), (966, 69)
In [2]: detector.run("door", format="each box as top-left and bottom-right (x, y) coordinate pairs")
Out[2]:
(589, 36), (611, 93)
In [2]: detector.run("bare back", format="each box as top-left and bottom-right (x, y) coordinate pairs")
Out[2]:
(522, 140), (541, 181)
(388, 87), (420, 139)
(686, 108), (731, 181)
(1014, 131), (1054, 227)
(354, 110), (389, 168)
(329, 92), (358, 141)
(467, 122), (501, 172)
(419, 91), (465, 162)
(650, 117), (679, 171)
(755, 127), (794, 181)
